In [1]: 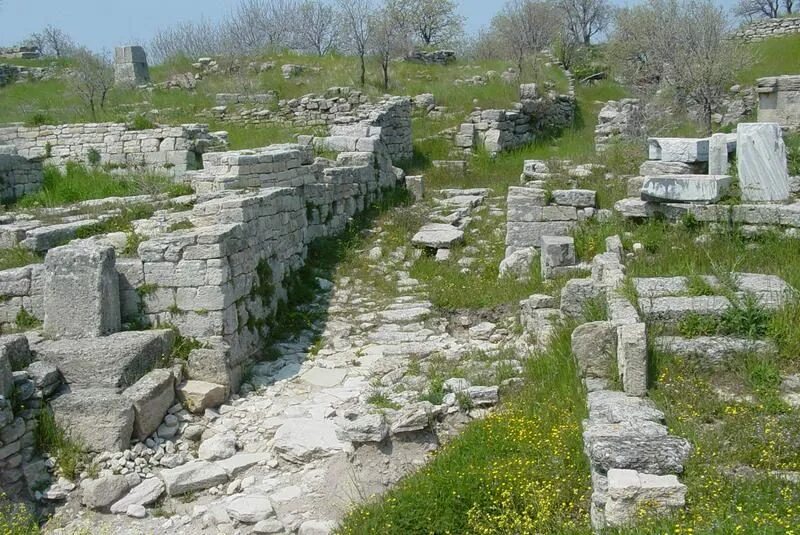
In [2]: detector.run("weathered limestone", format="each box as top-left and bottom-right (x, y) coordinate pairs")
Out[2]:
(733, 16), (800, 42)
(123, 369), (176, 441)
(405, 176), (424, 201)
(639, 296), (731, 323)
(0, 146), (43, 202)
(648, 138), (709, 163)
(616, 323), (647, 397)
(412, 224), (464, 249)
(640, 175), (731, 204)
(604, 469), (687, 527)
(595, 99), (645, 152)
(708, 133), (735, 175)
(757, 75), (800, 129)
(50, 389), (135, 452)
(572, 321), (616, 379)
(43, 243), (121, 339)
(161, 460), (229, 496)
(540, 236), (576, 279)
(114, 46), (150, 86)
(737, 122), (790, 202)
(82, 474), (131, 511)
(177, 381), (226, 414)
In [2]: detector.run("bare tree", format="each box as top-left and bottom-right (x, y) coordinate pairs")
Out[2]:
(68, 48), (114, 121)
(227, 0), (299, 53)
(735, 0), (782, 18)
(150, 19), (227, 63)
(371, 7), (406, 89)
(293, 0), (340, 55)
(489, 0), (561, 73)
(338, 0), (375, 87)
(611, 0), (752, 134)
(26, 26), (75, 57)
(386, 0), (464, 47)
(558, 0), (612, 45)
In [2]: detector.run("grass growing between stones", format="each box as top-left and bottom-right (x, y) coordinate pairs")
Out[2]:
(13, 163), (191, 209)
(34, 409), (86, 481)
(0, 247), (41, 271)
(336, 323), (592, 535)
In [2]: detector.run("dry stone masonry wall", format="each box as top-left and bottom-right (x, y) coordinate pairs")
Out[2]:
(733, 16), (800, 42)
(595, 99), (645, 152)
(0, 123), (228, 177)
(0, 146), (44, 202)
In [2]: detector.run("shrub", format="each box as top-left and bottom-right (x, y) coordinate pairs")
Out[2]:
(0, 492), (38, 535)
(86, 148), (101, 167)
(129, 114), (156, 130)
(26, 112), (54, 127)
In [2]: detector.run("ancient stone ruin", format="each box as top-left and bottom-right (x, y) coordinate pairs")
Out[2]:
(757, 75), (800, 130)
(114, 46), (150, 86)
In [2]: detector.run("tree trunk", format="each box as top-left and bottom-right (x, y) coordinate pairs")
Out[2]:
(359, 54), (366, 87)
(382, 60), (389, 90)
(703, 101), (713, 136)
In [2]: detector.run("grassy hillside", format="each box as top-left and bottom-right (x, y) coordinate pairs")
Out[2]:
(739, 34), (800, 84)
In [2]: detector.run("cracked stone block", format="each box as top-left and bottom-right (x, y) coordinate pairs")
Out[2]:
(737, 122), (790, 202)
(641, 175), (731, 204)
(560, 278), (601, 318)
(617, 323), (648, 397)
(43, 243), (121, 338)
(587, 435), (692, 475)
(638, 295), (730, 323)
(572, 321), (616, 379)
(411, 224), (464, 249)
(604, 469), (687, 527)
(552, 189), (596, 208)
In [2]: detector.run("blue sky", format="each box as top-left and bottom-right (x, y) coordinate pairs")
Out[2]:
(0, 0), (493, 54)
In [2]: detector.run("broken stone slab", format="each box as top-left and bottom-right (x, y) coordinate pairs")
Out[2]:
(26, 360), (62, 398)
(50, 387), (134, 452)
(606, 293), (640, 327)
(648, 137), (709, 163)
(336, 413), (389, 443)
(639, 161), (700, 175)
(177, 380), (226, 414)
(588, 390), (665, 425)
(0, 334), (32, 370)
(617, 323), (648, 397)
(390, 401), (438, 435)
(227, 494), (276, 523)
(541, 236), (576, 280)
(583, 419), (669, 443)
(216, 452), (272, 477)
(273, 419), (347, 463)
(161, 460), (229, 496)
(33, 330), (175, 390)
(733, 272), (795, 309)
(655, 336), (776, 365)
(466, 386), (499, 406)
(411, 224), (464, 249)
(123, 368), (175, 441)
(604, 469), (687, 528)
(641, 175), (731, 204)
(552, 189), (596, 208)
(572, 321), (616, 379)
(737, 122), (790, 202)
(110, 477), (165, 513)
(43, 242), (121, 338)
(198, 433), (237, 461)
(709, 133), (735, 175)
(639, 296), (731, 323)
(19, 220), (102, 253)
(81, 474), (130, 511)
(499, 247), (537, 281)
(587, 435), (692, 475)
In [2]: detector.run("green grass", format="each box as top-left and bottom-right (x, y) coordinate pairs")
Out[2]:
(336, 323), (591, 535)
(0, 247), (41, 271)
(14, 162), (188, 209)
(739, 34), (800, 84)
(34, 408), (86, 480)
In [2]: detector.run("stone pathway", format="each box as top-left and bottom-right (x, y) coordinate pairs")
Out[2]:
(47, 190), (519, 535)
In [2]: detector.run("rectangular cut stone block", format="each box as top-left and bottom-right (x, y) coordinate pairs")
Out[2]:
(123, 369), (175, 441)
(737, 122), (790, 201)
(605, 469), (687, 528)
(641, 175), (731, 204)
(648, 138), (709, 163)
(709, 133), (735, 175)
(541, 236), (576, 279)
(617, 323), (647, 397)
(505, 221), (575, 254)
(639, 296), (730, 323)
(43, 243), (121, 338)
(50, 388), (134, 452)
(639, 161), (699, 176)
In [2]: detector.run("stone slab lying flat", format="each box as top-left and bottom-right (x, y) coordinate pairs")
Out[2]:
(733, 272), (795, 309)
(639, 296), (731, 323)
(641, 175), (731, 204)
(412, 224), (464, 249)
(648, 137), (709, 163)
(33, 330), (175, 390)
(655, 336), (776, 364)
(161, 460), (229, 496)
(639, 161), (700, 176)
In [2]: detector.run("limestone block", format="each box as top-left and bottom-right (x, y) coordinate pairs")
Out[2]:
(572, 321), (616, 379)
(43, 243), (121, 338)
(82, 475), (130, 511)
(50, 388), (134, 452)
(648, 137), (709, 163)
(412, 224), (464, 249)
(641, 175), (731, 204)
(639, 296), (731, 323)
(737, 122), (790, 201)
(499, 248), (537, 281)
(505, 221), (575, 253)
(708, 133), (735, 175)
(110, 478), (165, 513)
(161, 460), (228, 496)
(123, 369), (175, 441)
(405, 176), (424, 201)
(561, 278), (601, 318)
(587, 435), (692, 475)
(177, 380), (226, 414)
(0, 334), (30, 371)
(552, 189), (596, 208)
(616, 323), (648, 397)
(540, 236), (576, 279)
(605, 469), (687, 527)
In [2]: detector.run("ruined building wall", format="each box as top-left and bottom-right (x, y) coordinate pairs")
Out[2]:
(0, 123), (228, 177)
(733, 17), (800, 42)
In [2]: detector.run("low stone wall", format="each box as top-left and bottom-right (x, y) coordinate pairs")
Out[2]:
(0, 147), (43, 202)
(0, 63), (56, 88)
(0, 46), (40, 59)
(405, 50), (456, 65)
(455, 84), (576, 155)
(0, 123), (228, 177)
(595, 99), (645, 152)
(733, 16), (800, 42)
(208, 87), (370, 128)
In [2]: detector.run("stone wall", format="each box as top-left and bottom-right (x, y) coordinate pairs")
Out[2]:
(0, 146), (43, 202)
(0, 63), (57, 88)
(757, 75), (800, 130)
(405, 50), (456, 65)
(455, 85), (577, 155)
(0, 46), (41, 59)
(0, 123), (228, 177)
(208, 87), (370, 128)
(733, 16), (800, 42)
(595, 99), (645, 152)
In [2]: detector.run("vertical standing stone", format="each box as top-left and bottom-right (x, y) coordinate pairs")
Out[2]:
(541, 236), (576, 280)
(737, 122), (790, 201)
(43, 243), (121, 338)
(114, 46), (150, 86)
(708, 133), (731, 175)
(405, 176), (424, 202)
(616, 323), (647, 396)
